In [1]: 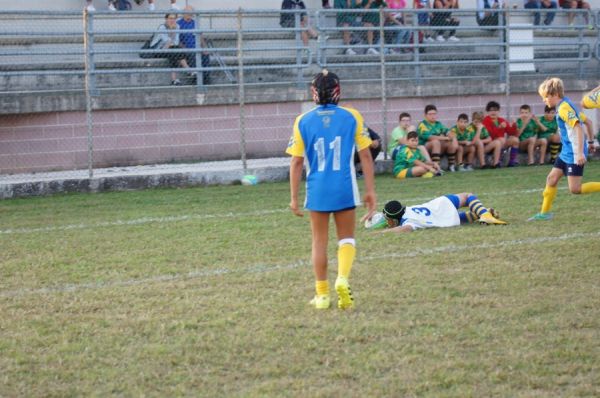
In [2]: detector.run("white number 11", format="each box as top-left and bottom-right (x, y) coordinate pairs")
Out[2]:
(314, 136), (341, 172)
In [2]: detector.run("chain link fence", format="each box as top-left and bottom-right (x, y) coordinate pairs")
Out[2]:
(0, 7), (598, 178)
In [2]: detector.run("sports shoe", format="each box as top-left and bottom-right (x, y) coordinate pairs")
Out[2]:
(344, 47), (357, 55)
(465, 164), (474, 171)
(488, 208), (500, 219)
(458, 164), (467, 172)
(309, 294), (330, 309)
(171, 79), (182, 86)
(335, 277), (354, 310)
(366, 47), (379, 55)
(108, 3), (117, 11)
(436, 35), (446, 42)
(507, 161), (518, 167)
(447, 35), (460, 42)
(422, 171), (434, 178)
(527, 212), (553, 221)
(424, 36), (435, 43)
(479, 212), (507, 225)
(448, 164), (456, 172)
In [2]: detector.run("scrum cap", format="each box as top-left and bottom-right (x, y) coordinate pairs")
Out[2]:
(383, 200), (406, 221)
(311, 69), (341, 105)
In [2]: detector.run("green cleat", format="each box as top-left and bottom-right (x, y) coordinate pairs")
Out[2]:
(309, 294), (330, 310)
(334, 277), (354, 310)
(527, 212), (554, 221)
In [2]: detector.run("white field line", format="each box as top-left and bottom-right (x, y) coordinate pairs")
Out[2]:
(1, 230), (597, 299)
(0, 187), (551, 235)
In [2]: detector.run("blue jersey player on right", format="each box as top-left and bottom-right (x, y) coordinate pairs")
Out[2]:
(529, 77), (600, 221)
(286, 69), (377, 310)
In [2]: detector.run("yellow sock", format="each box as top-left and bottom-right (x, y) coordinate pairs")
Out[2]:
(541, 185), (557, 214)
(315, 280), (329, 296)
(581, 182), (600, 194)
(337, 239), (356, 280)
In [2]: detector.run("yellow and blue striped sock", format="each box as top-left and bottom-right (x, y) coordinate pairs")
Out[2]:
(467, 195), (488, 218)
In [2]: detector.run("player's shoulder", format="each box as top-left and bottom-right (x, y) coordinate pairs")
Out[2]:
(337, 105), (364, 121)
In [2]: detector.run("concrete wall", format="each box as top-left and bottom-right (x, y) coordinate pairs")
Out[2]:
(2, 91), (597, 174)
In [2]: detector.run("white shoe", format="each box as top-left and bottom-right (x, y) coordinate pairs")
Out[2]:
(424, 36), (435, 43)
(366, 47), (379, 55)
(86, 4), (96, 11)
(447, 35), (460, 42)
(170, 2), (180, 10)
(448, 164), (456, 172)
(108, 3), (116, 11)
(148, 3), (155, 11)
(436, 35), (446, 42)
(344, 47), (357, 55)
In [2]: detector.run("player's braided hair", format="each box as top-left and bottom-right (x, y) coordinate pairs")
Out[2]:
(311, 69), (341, 105)
(383, 200), (406, 221)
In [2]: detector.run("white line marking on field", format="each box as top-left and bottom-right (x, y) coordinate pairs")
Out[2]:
(0, 187), (554, 235)
(2, 230), (597, 299)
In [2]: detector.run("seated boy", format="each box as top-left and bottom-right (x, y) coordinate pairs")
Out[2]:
(393, 131), (442, 179)
(418, 104), (458, 171)
(388, 112), (432, 162)
(537, 105), (561, 163)
(472, 111), (501, 168)
(514, 104), (548, 165)
(449, 113), (477, 171)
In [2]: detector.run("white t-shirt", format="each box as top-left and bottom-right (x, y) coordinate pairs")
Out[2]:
(401, 196), (460, 230)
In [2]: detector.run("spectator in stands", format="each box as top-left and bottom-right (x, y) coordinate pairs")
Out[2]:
(449, 113), (476, 171)
(280, 0), (319, 47)
(471, 111), (502, 168)
(323, 0), (332, 7)
(524, 0), (557, 26)
(388, 112), (433, 161)
(414, 0), (435, 43)
(355, 126), (382, 176)
(177, 6), (210, 85)
(151, 13), (192, 85)
(85, 0), (96, 11)
(385, 0), (412, 52)
(417, 104), (459, 171)
(559, 0), (591, 28)
(361, 0), (389, 55)
(335, 0), (362, 55)
(514, 104), (548, 165)
(147, 0), (179, 11)
(482, 100), (519, 167)
(476, 0), (506, 27)
(432, 0), (460, 42)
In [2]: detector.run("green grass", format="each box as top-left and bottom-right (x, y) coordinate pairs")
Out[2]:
(1, 163), (600, 397)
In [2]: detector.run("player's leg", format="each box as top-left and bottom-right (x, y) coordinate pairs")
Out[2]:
(426, 140), (442, 166)
(463, 192), (506, 224)
(475, 140), (485, 167)
(446, 137), (458, 171)
(567, 166), (600, 194)
(537, 138), (548, 165)
(309, 211), (331, 309)
(519, 138), (535, 165)
(409, 165), (432, 178)
(529, 166), (563, 220)
(333, 209), (356, 310)
(549, 134), (561, 163)
(507, 136), (520, 166)
(456, 144), (464, 169)
(466, 145), (475, 169)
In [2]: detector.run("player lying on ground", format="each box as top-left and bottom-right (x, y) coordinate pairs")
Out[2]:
(365, 193), (506, 233)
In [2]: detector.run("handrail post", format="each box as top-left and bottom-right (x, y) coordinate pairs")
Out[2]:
(379, 7), (387, 160)
(83, 9), (95, 179)
(237, 8), (247, 173)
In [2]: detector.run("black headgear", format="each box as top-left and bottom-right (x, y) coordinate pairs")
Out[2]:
(311, 69), (341, 105)
(383, 200), (406, 221)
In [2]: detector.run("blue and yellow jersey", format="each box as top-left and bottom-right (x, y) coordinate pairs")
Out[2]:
(582, 87), (600, 109)
(286, 104), (372, 212)
(556, 97), (588, 164)
(392, 145), (427, 176)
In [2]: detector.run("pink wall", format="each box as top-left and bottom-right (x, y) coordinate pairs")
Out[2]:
(0, 92), (594, 174)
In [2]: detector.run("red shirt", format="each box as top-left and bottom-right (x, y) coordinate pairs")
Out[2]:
(482, 115), (516, 140)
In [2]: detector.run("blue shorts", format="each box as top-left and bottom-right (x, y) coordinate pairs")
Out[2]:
(444, 194), (461, 209)
(554, 157), (584, 177)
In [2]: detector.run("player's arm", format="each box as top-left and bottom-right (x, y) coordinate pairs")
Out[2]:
(582, 115), (596, 153)
(379, 224), (414, 234)
(358, 147), (377, 223)
(573, 122), (586, 166)
(289, 156), (304, 217)
(533, 115), (547, 131)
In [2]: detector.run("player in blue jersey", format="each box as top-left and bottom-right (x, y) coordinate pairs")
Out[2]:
(367, 193), (506, 233)
(529, 77), (600, 221)
(286, 69), (377, 310)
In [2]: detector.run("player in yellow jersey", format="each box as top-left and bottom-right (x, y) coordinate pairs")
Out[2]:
(287, 69), (377, 310)
(581, 84), (600, 109)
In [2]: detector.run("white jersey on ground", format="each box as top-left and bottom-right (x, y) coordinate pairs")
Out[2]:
(401, 196), (460, 230)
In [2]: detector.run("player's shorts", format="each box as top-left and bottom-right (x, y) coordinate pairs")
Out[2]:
(395, 168), (409, 179)
(554, 157), (584, 176)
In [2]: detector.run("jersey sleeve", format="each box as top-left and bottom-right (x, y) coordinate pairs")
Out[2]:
(347, 108), (372, 151)
(285, 115), (305, 157)
(582, 89), (600, 109)
(558, 101), (581, 129)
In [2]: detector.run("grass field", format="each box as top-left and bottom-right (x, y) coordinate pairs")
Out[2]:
(1, 163), (599, 397)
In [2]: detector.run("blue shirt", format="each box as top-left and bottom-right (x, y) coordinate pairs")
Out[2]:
(286, 104), (372, 212)
(177, 18), (196, 49)
(556, 97), (587, 164)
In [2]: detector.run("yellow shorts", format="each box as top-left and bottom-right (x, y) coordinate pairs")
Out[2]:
(395, 168), (409, 179)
